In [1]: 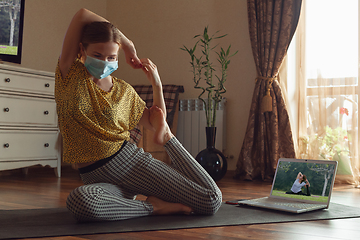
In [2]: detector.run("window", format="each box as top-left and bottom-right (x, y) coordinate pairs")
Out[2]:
(286, 0), (359, 172)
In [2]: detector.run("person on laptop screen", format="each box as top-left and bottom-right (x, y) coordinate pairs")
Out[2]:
(286, 172), (311, 196)
(239, 159), (337, 213)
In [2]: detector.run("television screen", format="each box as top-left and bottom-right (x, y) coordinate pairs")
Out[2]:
(0, 0), (24, 64)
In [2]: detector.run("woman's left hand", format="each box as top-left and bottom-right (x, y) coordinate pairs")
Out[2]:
(122, 39), (143, 69)
(141, 58), (161, 87)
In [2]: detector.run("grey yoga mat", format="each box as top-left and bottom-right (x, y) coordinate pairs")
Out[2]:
(1, 202), (360, 239)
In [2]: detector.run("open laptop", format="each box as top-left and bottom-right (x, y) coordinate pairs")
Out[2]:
(238, 158), (338, 213)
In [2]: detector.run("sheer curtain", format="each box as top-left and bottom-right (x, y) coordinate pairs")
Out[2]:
(284, 0), (360, 185)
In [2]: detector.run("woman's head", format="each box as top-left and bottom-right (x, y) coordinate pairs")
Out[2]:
(81, 21), (121, 49)
(79, 22), (121, 62)
(301, 174), (307, 183)
(79, 22), (122, 79)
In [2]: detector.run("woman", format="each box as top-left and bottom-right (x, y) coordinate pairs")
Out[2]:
(55, 8), (222, 222)
(286, 172), (311, 196)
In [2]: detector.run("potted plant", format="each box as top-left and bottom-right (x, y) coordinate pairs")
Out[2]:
(181, 26), (238, 127)
(299, 126), (352, 176)
(181, 26), (238, 181)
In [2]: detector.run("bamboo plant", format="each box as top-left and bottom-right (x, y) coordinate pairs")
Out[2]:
(181, 26), (238, 127)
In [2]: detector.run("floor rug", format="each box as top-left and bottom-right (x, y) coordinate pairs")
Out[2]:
(1, 202), (360, 239)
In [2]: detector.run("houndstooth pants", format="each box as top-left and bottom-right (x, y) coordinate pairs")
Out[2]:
(66, 137), (222, 221)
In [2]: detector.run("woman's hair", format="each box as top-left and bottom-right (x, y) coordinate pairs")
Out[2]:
(81, 21), (121, 49)
(301, 174), (307, 183)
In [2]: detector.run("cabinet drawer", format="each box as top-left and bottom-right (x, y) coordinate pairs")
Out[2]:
(0, 94), (57, 127)
(0, 69), (54, 96)
(0, 130), (60, 161)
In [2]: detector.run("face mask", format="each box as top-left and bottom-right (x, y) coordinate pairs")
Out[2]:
(84, 54), (118, 79)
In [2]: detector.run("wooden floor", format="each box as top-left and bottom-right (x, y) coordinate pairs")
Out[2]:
(1, 166), (360, 240)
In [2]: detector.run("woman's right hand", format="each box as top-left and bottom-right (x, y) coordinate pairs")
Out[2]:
(140, 58), (161, 86)
(121, 39), (142, 69)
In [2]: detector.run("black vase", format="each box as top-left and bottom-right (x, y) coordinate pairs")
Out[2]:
(195, 127), (227, 182)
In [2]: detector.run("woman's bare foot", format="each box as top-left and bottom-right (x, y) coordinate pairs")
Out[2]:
(146, 196), (193, 215)
(149, 106), (174, 145)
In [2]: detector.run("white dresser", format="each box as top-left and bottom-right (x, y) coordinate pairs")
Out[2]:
(0, 63), (61, 177)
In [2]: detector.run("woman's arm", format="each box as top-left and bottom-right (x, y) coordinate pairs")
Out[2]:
(296, 172), (303, 180)
(140, 59), (166, 117)
(59, 8), (141, 78)
(59, 8), (107, 78)
(138, 59), (166, 132)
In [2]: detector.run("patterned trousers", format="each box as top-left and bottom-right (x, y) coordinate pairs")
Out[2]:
(66, 137), (222, 221)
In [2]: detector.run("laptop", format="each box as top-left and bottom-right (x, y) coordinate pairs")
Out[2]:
(238, 158), (338, 213)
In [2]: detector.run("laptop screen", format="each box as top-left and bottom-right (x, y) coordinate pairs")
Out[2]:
(271, 159), (337, 204)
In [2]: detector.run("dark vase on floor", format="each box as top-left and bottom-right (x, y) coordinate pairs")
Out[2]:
(195, 127), (227, 182)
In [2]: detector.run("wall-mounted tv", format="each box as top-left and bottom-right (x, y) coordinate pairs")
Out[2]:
(0, 0), (25, 64)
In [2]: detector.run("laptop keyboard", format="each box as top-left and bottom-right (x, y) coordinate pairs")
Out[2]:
(270, 201), (324, 209)
(245, 197), (326, 210)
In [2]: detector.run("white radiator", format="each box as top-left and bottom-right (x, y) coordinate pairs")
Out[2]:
(176, 98), (226, 157)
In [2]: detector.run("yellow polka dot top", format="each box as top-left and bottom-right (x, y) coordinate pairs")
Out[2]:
(55, 58), (146, 164)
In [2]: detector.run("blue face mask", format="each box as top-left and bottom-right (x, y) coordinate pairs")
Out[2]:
(84, 55), (118, 80)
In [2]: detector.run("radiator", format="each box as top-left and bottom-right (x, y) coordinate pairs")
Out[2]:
(176, 98), (226, 157)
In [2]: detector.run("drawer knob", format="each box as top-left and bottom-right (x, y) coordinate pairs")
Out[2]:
(44, 143), (49, 147)
(44, 110), (49, 115)
(4, 143), (9, 148)
(45, 83), (50, 88)
(3, 108), (9, 112)
(4, 78), (10, 83)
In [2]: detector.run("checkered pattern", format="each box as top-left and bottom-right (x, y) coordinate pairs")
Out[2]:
(129, 127), (142, 145)
(129, 85), (184, 144)
(133, 85), (184, 126)
(66, 138), (222, 222)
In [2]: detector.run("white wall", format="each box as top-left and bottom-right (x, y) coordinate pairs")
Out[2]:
(16, 0), (256, 170)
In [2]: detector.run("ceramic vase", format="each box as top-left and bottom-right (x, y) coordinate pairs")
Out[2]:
(195, 127), (227, 181)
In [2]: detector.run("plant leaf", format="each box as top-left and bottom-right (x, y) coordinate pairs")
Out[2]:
(214, 34), (227, 39)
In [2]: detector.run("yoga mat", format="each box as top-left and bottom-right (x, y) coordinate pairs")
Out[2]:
(1, 202), (360, 239)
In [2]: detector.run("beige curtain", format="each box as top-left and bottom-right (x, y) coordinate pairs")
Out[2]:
(235, 0), (302, 181)
(293, 2), (360, 185)
(298, 76), (359, 185)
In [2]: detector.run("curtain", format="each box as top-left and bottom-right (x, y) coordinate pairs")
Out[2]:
(294, 1), (360, 185)
(299, 76), (359, 185)
(235, 0), (302, 181)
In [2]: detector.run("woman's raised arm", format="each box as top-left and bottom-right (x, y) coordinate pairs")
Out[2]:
(59, 8), (106, 78)
(59, 8), (142, 79)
